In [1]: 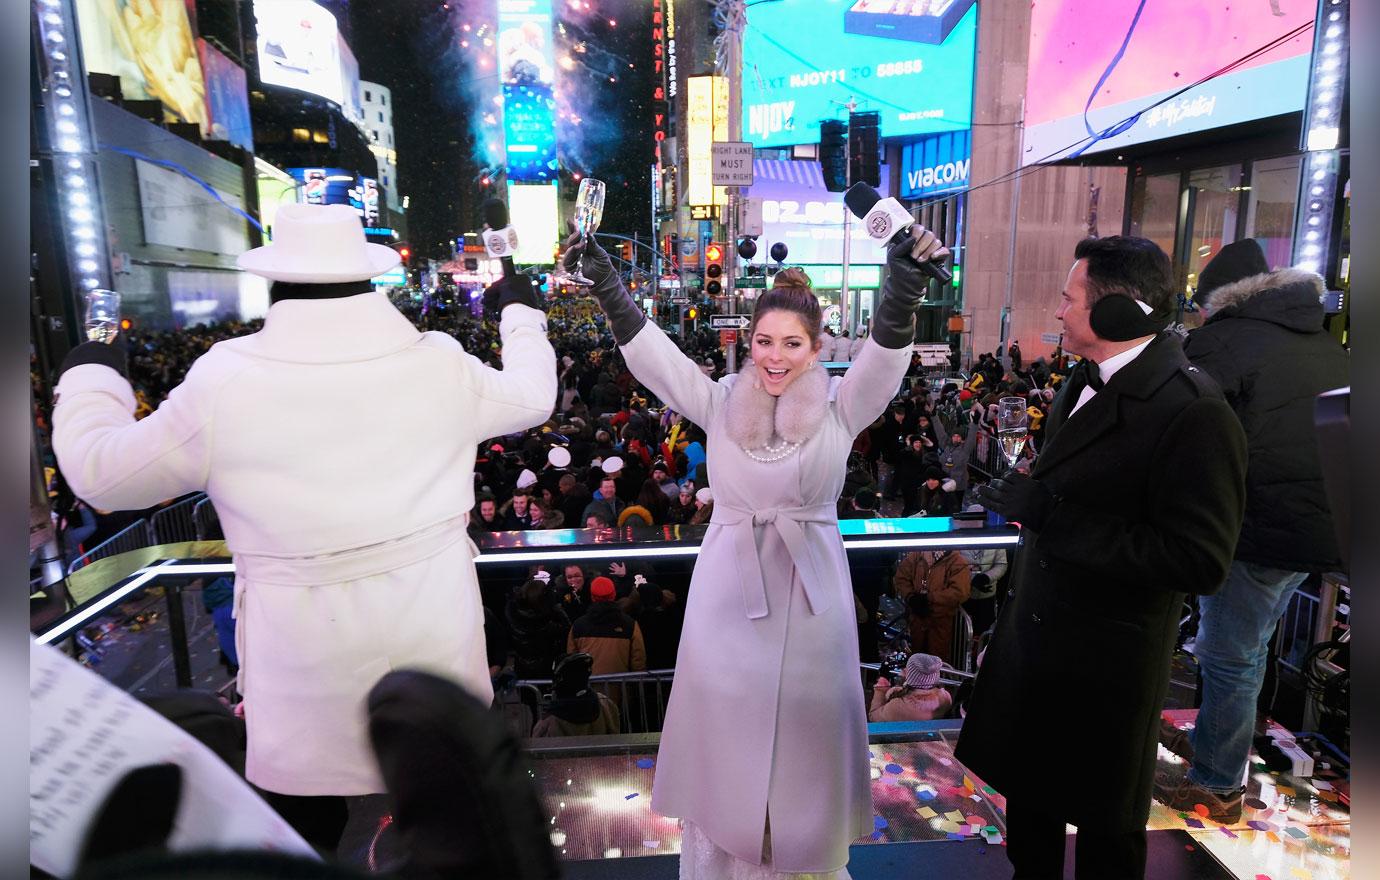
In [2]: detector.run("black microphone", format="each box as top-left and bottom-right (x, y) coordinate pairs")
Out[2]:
(482, 197), (519, 278)
(843, 182), (952, 283)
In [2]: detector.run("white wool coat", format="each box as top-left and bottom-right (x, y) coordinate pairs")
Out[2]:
(620, 323), (910, 873)
(52, 293), (556, 795)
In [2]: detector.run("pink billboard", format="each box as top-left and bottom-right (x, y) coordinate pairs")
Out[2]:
(1022, 0), (1314, 164)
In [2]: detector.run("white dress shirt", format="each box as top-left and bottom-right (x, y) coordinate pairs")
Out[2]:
(1069, 335), (1155, 417)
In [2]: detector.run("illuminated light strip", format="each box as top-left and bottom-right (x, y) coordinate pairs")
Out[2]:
(1291, 0), (1347, 276)
(35, 560), (183, 645)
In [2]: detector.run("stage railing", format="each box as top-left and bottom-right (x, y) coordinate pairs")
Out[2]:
(150, 493), (205, 544)
(66, 518), (152, 576)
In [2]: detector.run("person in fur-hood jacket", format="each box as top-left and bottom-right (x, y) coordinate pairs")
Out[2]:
(562, 216), (948, 878)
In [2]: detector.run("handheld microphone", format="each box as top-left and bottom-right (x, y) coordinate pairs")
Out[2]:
(482, 197), (520, 278)
(843, 182), (952, 283)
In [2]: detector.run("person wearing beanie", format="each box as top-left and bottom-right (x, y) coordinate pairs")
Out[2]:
(841, 487), (879, 520)
(868, 652), (952, 722)
(567, 577), (646, 701)
(49, 204), (557, 851)
(532, 653), (621, 737)
(1155, 238), (1348, 823)
(913, 466), (958, 517)
(562, 215), (949, 875)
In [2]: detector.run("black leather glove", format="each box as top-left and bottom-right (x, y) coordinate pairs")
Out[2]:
(971, 572), (991, 591)
(975, 473), (1057, 530)
(481, 274), (545, 318)
(906, 591), (931, 617)
(59, 340), (130, 381)
(561, 228), (646, 344)
(871, 225), (949, 349)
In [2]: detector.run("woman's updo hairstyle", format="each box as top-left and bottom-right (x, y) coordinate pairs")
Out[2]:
(749, 267), (823, 347)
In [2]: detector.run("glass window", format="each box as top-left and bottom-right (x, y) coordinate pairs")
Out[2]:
(1245, 155), (1301, 270)
(291, 127), (310, 143)
(1184, 164), (1244, 296)
(312, 129), (330, 143)
(1128, 172), (1179, 259)
(378, 111), (385, 123)
(364, 89), (371, 101)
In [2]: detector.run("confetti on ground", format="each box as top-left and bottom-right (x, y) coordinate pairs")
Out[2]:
(1266, 831), (1281, 844)
(1219, 827), (1237, 838)
(874, 816), (889, 830)
(965, 815), (985, 826)
(1184, 817), (1205, 829)
(1248, 820), (1270, 831)
(885, 763), (904, 775)
(944, 811), (966, 823)
(917, 806), (938, 819)
(1285, 826), (1310, 840)
(1193, 803), (1211, 818)
(982, 785), (997, 794)
(1289, 869), (1312, 880)
(642, 840), (659, 848)
(635, 758), (654, 769)
(624, 793), (638, 800)
(916, 789), (936, 801)
(1314, 780), (1333, 791)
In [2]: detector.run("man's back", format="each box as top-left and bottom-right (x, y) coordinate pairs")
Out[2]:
(1185, 268), (1348, 571)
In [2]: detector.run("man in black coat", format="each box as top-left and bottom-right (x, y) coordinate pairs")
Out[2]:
(961, 237), (1247, 879)
(1155, 240), (1348, 821)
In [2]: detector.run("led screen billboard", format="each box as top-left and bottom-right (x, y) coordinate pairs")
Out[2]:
(743, 0), (977, 148)
(744, 159), (887, 266)
(76, 0), (208, 130)
(254, 0), (345, 107)
(899, 129), (970, 199)
(1022, 0), (1313, 164)
(504, 83), (558, 181)
(506, 182), (560, 265)
(198, 40), (253, 152)
(498, 0), (556, 85)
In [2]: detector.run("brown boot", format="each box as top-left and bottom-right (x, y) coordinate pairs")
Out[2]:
(1154, 775), (1243, 824)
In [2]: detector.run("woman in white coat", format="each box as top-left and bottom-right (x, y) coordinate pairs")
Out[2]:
(51, 204), (556, 849)
(562, 224), (947, 878)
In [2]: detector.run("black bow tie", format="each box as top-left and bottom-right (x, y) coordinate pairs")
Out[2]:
(1082, 359), (1104, 391)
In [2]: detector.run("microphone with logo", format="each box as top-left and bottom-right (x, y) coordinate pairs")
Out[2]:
(482, 197), (520, 278)
(843, 182), (952, 284)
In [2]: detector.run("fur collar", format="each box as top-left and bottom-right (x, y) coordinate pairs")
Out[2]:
(1204, 267), (1323, 312)
(723, 362), (831, 449)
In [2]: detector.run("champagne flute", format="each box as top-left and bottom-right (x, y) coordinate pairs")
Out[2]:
(996, 396), (1028, 471)
(84, 289), (121, 344)
(566, 178), (606, 287)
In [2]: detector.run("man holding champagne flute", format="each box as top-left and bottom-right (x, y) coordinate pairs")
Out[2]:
(957, 237), (1248, 880)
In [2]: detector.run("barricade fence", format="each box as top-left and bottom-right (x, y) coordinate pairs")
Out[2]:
(193, 496), (223, 541)
(150, 493), (204, 545)
(66, 518), (153, 575)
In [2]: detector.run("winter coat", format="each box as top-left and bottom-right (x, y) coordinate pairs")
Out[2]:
(52, 294), (556, 795)
(531, 692), (621, 737)
(504, 597), (571, 679)
(961, 548), (1008, 600)
(567, 601), (647, 676)
(894, 550), (971, 663)
(868, 685), (952, 722)
(1184, 268), (1348, 572)
(955, 333), (1247, 832)
(618, 322), (911, 872)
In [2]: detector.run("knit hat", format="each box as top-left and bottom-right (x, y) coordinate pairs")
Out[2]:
(904, 653), (943, 689)
(590, 576), (617, 602)
(1196, 238), (1270, 306)
(515, 469), (537, 489)
(601, 456), (625, 474)
(924, 466), (944, 481)
(651, 460), (669, 473)
(852, 488), (879, 511)
(695, 487), (712, 505)
(547, 446), (572, 468)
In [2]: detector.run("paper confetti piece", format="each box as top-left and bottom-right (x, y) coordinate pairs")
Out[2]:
(1219, 827), (1238, 838)
(624, 793), (639, 800)
(635, 758), (655, 769)
(874, 816), (889, 830)
(1314, 780), (1333, 791)
(1289, 868), (1312, 880)
(1285, 826), (1310, 840)
(939, 820), (963, 834)
(945, 810), (966, 823)
(642, 840), (660, 848)
(1255, 874), (1273, 880)
(962, 774), (976, 791)
(1184, 818), (1205, 829)
(917, 806), (938, 819)
(1266, 831), (1281, 844)
(870, 830), (883, 841)
(946, 832), (966, 840)
(984, 832), (1004, 845)
(965, 815), (985, 826)
(970, 794), (983, 802)
(917, 789), (937, 801)
(1248, 821), (1270, 831)
(1193, 803), (1211, 818)
(885, 763), (904, 775)
(982, 784), (997, 794)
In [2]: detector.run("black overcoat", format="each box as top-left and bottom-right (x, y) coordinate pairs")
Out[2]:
(954, 333), (1247, 831)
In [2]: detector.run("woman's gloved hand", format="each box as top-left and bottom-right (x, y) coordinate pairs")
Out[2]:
(871, 224), (951, 349)
(560, 225), (646, 345)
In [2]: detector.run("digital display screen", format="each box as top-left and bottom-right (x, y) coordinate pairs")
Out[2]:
(743, 0), (977, 148)
(1022, 0), (1313, 164)
(254, 0), (344, 107)
(504, 83), (558, 182)
(744, 159), (889, 266)
(506, 182), (560, 265)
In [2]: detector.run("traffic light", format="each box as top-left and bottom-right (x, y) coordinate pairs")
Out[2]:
(620, 241), (634, 264)
(820, 119), (848, 193)
(398, 246), (411, 264)
(705, 242), (724, 296)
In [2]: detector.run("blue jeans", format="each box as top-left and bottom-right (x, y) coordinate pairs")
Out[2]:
(1188, 560), (1307, 792)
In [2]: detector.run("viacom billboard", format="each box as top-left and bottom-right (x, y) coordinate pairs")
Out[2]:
(899, 130), (971, 200)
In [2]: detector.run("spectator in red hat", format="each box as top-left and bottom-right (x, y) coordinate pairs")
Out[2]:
(567, 577), (646, 689)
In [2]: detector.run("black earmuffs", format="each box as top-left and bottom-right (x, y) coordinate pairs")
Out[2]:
(1089, 294), (1169, 342)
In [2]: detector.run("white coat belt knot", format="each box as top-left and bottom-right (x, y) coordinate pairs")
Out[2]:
(710, 502), (837, 620)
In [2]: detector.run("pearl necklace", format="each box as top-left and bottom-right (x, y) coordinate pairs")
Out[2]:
(741, 437), (801, 463)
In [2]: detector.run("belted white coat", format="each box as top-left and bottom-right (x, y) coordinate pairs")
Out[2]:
(52, 294), (556, 795)
(620, 324), (910, 873)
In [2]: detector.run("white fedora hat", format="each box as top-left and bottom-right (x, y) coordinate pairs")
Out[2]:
(238, 203), (401, 283)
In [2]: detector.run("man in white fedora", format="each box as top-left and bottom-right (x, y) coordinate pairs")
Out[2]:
(51, 204), (556, 851)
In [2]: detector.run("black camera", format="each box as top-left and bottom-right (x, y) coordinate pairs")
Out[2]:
(878, 652), (907, 685)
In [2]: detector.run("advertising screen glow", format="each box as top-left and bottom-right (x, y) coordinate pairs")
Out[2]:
(1022, 0), (1313, 164)
(744, 159), (887, 266)
(76, 0), (208, 130)
(254, 0), (345, 107)
(743, 0), (977, 148)
(506, 183), (559, 265)
(198, 40), (253, 152)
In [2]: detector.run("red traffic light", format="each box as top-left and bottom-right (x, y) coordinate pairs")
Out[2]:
(399, 247), (410, 260)
(705, 243), (723, 263)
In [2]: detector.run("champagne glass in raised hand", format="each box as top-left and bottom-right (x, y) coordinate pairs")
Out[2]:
(84, 289), (121, 344)
(996, 396), (1028, 472)
(567, 178), (606, 287)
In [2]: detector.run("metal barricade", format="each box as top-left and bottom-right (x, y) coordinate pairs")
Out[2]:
(66, 518), (152, 576)
(193, 496), (223, 541)
(506, 669), (677, 737)
(150, 493), (206, 545)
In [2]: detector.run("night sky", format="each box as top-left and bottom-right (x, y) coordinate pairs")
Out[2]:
(350, 0), (656, 260)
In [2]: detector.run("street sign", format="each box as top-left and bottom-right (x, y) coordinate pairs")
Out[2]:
(719, 329), (738, 346)
(711, 141), (755, 186)
(1039, 332), (1062, 345)
(737, 276), (767, 289)
(709, 314), (750, 330)
(670, 294), (690, 304)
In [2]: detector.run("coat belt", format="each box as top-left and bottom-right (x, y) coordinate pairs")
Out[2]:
(710, 503), (838, 620)
(232, 515), (473, 587)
